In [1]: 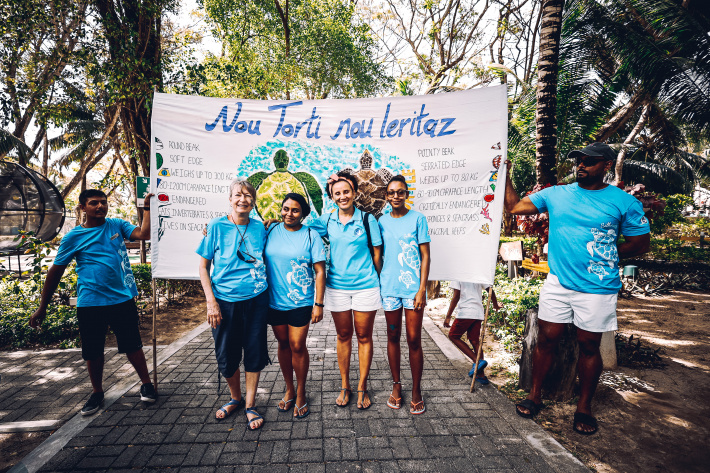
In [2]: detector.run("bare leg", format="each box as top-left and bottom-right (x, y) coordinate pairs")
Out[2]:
(447, 320), (481, 361)
(245, 371), (263, 429)
(575, 328), (603, 433)
(332, 310), (354, 406)
(289, 324), (311, 416)
(125, 348), (151, 385)
(272, 325), (295, 409)
(86, 356), (104, 394)
(385, 309), (403, 406)
(404, 308), (424, 404)
(517, 320), (565, 415)
(354, 310), (376, 409)
(215, 369), (243, 419)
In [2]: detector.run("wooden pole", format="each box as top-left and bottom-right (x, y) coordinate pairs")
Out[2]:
(471, 286), (493, 392)
(152, 277), (158, 390)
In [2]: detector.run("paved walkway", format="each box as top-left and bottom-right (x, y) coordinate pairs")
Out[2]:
(2, 312), (588, 473)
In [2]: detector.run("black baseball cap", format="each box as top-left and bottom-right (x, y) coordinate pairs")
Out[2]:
(568, 142), (616, 161)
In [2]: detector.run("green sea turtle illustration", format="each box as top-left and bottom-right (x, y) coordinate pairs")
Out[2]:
(287, 260), (313, 294)
(398, 239), (421, 271)
(398, 270), (416, 289)
(247, 150), (324, 220)
(339, 150), (393, 217)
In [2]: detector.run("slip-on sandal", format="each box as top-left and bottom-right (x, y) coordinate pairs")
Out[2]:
(294, 402), (310, 419)
(357, 390), (372, 410)
(216, 398), (245, 420)
(573, 412), (598, 435)
(336, 388), (351, 407)
(387, 381), (402, 409)
(410, 400), (426, 415)
(277, 397), (295, 412)
(515, 399), (544, 419)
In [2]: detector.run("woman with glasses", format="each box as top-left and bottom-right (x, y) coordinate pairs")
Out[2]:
(378, 175), (431, 415)
(264, 193), (326, 419)
(310, 172), (383, 410)
(197, 179), (269, 431)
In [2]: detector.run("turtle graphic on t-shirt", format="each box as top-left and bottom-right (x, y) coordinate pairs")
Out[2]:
(338, 150), (393, 217)
(287, 259), (313, 294)
(586, 226), (618, 267)
(250, 260), (267, 293)
(399, 270), (415, 289)
(247, 150), (324, 220)
(587, 260), (610, 281)
(398, 239), (421, 272)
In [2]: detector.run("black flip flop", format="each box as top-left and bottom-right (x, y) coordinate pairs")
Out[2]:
(573, 412), (598, 435)
(515, 399), (544, 419)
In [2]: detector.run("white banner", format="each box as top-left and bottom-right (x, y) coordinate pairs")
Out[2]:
(150, 86), (508, 284)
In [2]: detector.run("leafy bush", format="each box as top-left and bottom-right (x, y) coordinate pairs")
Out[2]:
(649, 194), (694, 234)
(646, 238), (710, 263)
(487, 264), (545, 352)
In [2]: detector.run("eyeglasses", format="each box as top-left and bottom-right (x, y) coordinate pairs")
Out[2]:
(232, 193), (254, 201)
(237, 249), (256, 263)
(386, 190), (408, 197)
(576, 156), (607, 167)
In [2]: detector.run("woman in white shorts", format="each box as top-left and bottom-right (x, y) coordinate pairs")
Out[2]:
(309, 171), (383, 409)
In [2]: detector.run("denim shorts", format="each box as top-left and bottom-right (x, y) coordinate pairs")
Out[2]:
(213, 290), (270, 377)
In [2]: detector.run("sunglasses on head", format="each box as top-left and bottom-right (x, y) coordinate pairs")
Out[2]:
(576, 155), (608, 167)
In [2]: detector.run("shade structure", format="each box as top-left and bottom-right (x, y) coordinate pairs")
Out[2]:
(0, 161), (66, 254)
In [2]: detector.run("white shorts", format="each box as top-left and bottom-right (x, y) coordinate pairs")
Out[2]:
(538, 274), (618, 333)
(325, 286), (382, 312)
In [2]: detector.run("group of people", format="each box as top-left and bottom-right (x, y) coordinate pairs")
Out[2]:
(196, 172), (433, 430)
(29, 142), (651, 437)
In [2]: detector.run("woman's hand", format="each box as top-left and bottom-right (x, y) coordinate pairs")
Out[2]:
(263, 218), (279, 229)
(413, 289), (426, 312)
(207, 300), (222, 328)
(311, 305), (324, 324)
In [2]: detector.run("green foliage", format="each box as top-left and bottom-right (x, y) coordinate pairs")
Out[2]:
(191, 0), (389, 99)
(488, 264), (544, 352)
(650, 194), (694, 234)
(646, 238), (710, 263)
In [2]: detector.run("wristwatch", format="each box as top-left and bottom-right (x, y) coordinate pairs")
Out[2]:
(314, 302), (324, 308)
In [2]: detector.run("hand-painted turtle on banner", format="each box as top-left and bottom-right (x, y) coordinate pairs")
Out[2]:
(247, 149), (324, 220)
(339, 149), (393, 218)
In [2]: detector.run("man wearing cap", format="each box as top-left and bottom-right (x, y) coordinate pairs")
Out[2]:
(504, 142), (650, 435)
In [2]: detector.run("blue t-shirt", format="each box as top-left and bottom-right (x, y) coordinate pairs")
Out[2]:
(196, 216), (268, 302)
(54, 218), (138, 307)
(378, 210), (431, 299)
(264, 224), (326, 310)
(309, 208), (383, 290)
(528, 183), (650, 294)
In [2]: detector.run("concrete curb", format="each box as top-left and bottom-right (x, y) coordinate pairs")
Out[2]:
(422, 314), (590, 473)
(8, 322), (210, 473)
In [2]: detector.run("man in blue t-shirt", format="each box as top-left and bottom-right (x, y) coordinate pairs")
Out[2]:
(504, 143), (650, 435)
(30, 189), (156, 416)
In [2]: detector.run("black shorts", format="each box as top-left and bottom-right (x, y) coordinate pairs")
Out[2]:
(77, 298), (143, 361)
(213, 290), (270, 377)
(267, 305), (312, 328)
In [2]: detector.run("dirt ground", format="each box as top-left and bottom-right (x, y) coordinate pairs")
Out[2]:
(428, 290), (710, 473)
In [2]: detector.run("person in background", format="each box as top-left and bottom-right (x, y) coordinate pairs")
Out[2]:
(264, 193), (326, 419)
(197, 179), (269, 431)
(378, 175), (431, 415)
(444, 282), (501, 384)
(30, 189), (157, 416)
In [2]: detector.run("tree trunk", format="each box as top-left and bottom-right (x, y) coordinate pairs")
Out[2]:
(534, 0), (564, 186)
(502, 208), (515, 237)
(42, 132), (49, 176)
(594, 91), (648, 143)
(614, 102), (652, 184)
(519, 308), (578, 401)
(426, 280), (441, 299)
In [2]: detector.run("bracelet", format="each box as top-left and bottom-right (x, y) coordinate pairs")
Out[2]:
(314, 302), (324, 308)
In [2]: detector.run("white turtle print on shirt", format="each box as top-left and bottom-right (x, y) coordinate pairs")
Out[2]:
(250, 259), (267, 293)
(287, 259), (314, 294)
(118, 246), (134, 288)
(287, 289), (306, 304)
(399, 270), (415, 289)
(586, 223), (618, 280)
(397, 234), (421, 274)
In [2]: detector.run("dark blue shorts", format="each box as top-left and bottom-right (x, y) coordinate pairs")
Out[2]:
(77, 298), (143, 361)
(213, 290), (270, 377)
(267, 305), (312, 328)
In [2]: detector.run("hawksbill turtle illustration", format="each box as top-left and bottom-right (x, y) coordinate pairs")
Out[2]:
(287, 260), (313, 294)
(399, 270), (416, 289)
(398, 240), (421, 272)
(587, 227), (618, 267)
(339, 150), (394, 217)
(250, 260), (267, 293)
(247, 150), (324, 220)
(587, 260), (609, 281)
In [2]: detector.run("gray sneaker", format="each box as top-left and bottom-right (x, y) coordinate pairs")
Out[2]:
(81, 392), (104, 416)
(140, 383), (157, 403)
